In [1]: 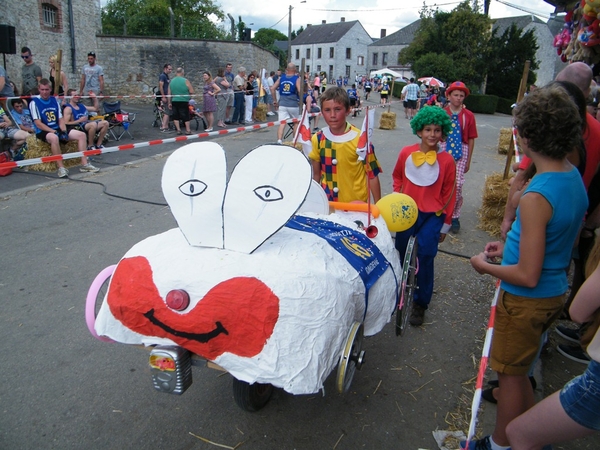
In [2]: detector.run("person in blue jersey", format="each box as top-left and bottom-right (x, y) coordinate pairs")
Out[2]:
(29, 79), (99, 177)
(63, 89), (108, 150)
(347, 84), (360, 117)
(271, 62), (301, 144)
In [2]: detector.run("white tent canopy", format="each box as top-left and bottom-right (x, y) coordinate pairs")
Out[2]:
(369, 68), (404, 79)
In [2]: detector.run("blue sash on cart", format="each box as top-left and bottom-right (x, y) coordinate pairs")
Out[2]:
(286, 215), (390, 318)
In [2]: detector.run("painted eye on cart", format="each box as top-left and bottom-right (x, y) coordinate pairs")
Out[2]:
(178, 179), (207, 197)
(253, 185), (283, 202)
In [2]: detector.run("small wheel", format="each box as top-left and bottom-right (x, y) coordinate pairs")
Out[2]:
(232, 378), (274, 412)
(85, 265), (117, 342)
(336, 321), (365, 393)
(396, 236), (418, 336)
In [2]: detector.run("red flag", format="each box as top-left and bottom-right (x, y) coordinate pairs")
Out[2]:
(356, 108), (374, 160)
(294, 105), (313, 157)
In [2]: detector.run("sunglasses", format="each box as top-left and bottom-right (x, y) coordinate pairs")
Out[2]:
(21, 55), (32, 59)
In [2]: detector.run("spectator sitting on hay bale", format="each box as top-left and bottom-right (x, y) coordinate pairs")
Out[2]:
(29, 79), (99, 178)
(63, 89), (108, 151)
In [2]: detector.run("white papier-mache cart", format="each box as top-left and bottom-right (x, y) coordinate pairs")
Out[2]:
(85, 142), (418, 411)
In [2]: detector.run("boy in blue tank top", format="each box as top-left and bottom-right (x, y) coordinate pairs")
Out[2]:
(466, 84), (588, 450)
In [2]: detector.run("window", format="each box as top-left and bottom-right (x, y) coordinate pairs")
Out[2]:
(382, 52), (388, 66)
(306, 65), (310, 73)
(346, 48), (351, 59)
(372, 53), (378, 65)
(329, 65), (333, 80)
(39, 1), (63, 32)
(306, 48), (311, 59)
(357, 56), (364, 66)
(329, 47), (334, 58)
(317, 48), (322, 58)
(345, 66), (350, 77)
(295, 49), (300, 60)
(317, 65), (321, 72)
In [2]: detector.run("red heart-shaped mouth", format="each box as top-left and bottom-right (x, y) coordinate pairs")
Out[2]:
(107, 256), (279, 360)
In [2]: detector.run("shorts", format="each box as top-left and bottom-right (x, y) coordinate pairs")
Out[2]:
(365, 87), (371, 92)
(403, 101), (408, 108)
(225, 91), (234, 107)
(36, 130), (57, 143)
(278, 105), (300, 121)
(349, 98), (357, 106)
(406, 99), (417, 109)
(490, 290), (564, 375)
(0, 127), (20, 139)
(381, 93), (388, 99)
(560, 359), (600, 430)
(67, 123), (86, 133)
(171, 101), (191, 122)
(310, 105), (320, 114)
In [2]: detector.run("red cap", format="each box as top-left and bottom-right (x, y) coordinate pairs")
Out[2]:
(446, 81), (470, 96)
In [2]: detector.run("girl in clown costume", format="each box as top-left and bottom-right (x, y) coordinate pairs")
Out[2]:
(392, 106), (456, 326)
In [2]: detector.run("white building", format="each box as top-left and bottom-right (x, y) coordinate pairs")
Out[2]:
(290, 19), (373, 81)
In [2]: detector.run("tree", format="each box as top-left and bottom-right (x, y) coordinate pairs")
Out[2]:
(101, 0), (225, 39)
(399, 1), (492, 89)
(254, 29), (287, 48)
(290, 26), (304, 40)
(485, 24), (538, 99)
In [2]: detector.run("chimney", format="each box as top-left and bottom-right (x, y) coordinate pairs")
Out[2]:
(341, 17), (345, 22)
(381, 29), (386, 38)
(322, 20), (326, 24)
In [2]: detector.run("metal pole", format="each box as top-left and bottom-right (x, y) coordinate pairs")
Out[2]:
(169, 7), (174, 38)
(288, 5), (292, 64)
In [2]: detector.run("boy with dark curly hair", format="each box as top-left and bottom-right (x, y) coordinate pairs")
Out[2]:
(392, 105), (456, 326)
(467, 84), (589, 450)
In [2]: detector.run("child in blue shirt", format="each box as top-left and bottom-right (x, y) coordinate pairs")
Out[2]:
(467, 84), (589, 450)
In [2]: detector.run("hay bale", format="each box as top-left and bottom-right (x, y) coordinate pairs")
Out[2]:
(379, 111), (396, 130)
(498, 127), (511, 155)
(25, 134), (81, 172)
(476, 172), (513, 237)
(255, 104), (268, 122)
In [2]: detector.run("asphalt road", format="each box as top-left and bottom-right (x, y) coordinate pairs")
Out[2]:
(1, 98), (598, 450)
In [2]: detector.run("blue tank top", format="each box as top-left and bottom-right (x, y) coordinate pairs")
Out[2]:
(278, 74), (299, 107)
(501, 168), (587, 297)
(31, 96), (60, 132)
(66, 103), (89, 122)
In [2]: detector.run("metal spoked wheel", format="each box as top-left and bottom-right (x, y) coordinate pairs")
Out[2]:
(232, 378), (274, 412)
(396, 236), (418, 336)
(336, 321), (365, 393)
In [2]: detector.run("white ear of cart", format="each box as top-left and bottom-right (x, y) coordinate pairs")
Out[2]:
(85, 143), (418, 411)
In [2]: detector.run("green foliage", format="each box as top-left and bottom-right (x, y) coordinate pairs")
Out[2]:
(291, 26), (304, 40)
(464, 94), (498, 114)
(485, 24), (538, 100)
(400, 1), (538, 96)
(101, 0), (225, 39)
(496, 97), (515, 115)
(253, 29), (287, 48)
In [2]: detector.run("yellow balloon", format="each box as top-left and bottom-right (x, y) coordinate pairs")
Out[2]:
(376, 193), (418, 232)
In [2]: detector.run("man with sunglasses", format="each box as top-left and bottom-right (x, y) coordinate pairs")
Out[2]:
(21, 47), (42, 96)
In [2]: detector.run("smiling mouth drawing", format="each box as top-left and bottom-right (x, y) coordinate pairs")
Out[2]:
(143, 309), (229, 343)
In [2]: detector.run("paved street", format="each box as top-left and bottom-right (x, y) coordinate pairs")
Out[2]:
(1, 98), (598, 449)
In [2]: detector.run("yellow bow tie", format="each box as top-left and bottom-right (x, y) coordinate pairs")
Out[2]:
(412, 150), (437, 167)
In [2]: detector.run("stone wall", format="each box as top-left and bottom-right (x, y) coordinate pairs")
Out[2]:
(96, 36), (279, 102)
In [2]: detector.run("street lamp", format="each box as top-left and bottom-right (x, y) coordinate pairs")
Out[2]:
(287, 1), (306, 64)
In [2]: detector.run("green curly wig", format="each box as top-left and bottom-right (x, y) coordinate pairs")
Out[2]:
(410, 105), (452, 137)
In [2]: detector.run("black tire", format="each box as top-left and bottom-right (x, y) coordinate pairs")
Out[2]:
(232, 378), (273, 412)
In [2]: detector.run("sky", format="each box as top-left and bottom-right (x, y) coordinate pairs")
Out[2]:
(213, 0), (558, 39)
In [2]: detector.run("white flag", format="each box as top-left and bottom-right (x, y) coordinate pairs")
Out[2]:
(294, 105), (313, 157)
(356, 108), (375, 161)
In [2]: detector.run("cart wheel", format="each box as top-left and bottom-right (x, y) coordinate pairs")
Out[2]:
(396, 236), (418, 336)
(85, 265), (117, 342)
(232, 378), (274, 412)
(336, 321), (365, 394)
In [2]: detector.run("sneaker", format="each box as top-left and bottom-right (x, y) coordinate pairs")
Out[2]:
(557, 344), (591, 364)
(57, 167), (69, 178)
(409, 303), (425, 327)
(277, 139), (283, 145)
(160, 128), (172, 133)
(451, 218), (461, 233)
(80, 163), (100, 173)
(459, 436), (509, 450)
(87, 145), (95, 150)
(95, 144), (105, 150)
(555, 325), (580, 344)
(266, 112), (275, 116)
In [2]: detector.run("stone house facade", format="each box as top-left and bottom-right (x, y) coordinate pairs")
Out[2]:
(290, 19), (373, 82)
(1, 0), (278, 100)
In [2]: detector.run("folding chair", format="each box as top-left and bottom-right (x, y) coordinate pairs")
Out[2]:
(104, 101), (136, 140)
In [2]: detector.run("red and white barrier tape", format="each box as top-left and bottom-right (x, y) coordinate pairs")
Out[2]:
(0, 101), (398, 170)
(465, 279), (500, 447)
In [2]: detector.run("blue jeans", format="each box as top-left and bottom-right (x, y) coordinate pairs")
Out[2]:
(395, 211), (444, 309)
(560, 359), (600, 430)
(232, 91), (245, 123)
